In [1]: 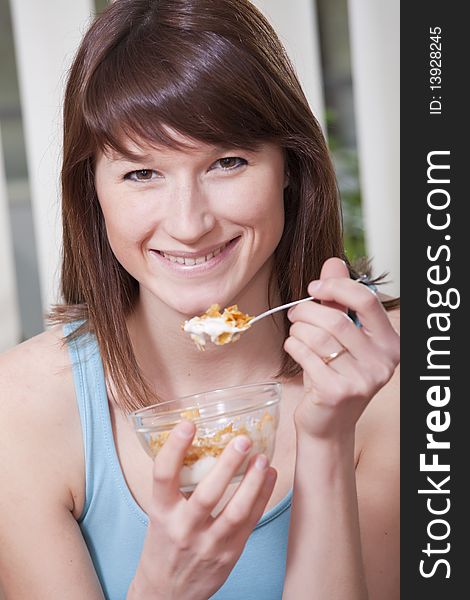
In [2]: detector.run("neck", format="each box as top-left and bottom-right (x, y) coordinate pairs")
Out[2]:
(126, 271), (286, 402)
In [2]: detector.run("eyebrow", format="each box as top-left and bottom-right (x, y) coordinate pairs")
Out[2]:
(107, 152), (154, 164)
(105, 142), (261, 165)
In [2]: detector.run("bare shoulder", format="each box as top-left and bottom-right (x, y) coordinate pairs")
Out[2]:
(0, 325), (82, 513)
(0, 326), (77, 448)
(0, 324), (71, 387)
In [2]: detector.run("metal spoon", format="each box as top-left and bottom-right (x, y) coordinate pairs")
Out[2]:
(248, 296), (314, 325)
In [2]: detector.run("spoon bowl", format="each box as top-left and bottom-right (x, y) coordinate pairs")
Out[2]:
(183, 297), (314, 349)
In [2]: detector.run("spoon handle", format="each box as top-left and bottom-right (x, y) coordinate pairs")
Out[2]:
(249, 296), (314, 324)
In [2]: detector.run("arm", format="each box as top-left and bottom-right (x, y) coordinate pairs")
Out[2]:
(0, 336), (105, 599)
(286, 432), (367, 599)
(284, 370), (399, 600)
(0, 489), (105, 600)
(282, 259), (400, 599)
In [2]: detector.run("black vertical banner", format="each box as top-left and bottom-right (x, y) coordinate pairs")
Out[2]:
(401, 2), (468, 597)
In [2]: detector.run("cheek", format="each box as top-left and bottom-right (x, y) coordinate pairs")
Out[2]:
(235, 180), (285, 241)
(98, 194), (156, 254)
(225, 173), (285, 223)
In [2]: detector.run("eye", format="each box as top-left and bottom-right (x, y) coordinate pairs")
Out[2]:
(124, 169), (159, 182)
(212, 157), (247, 171)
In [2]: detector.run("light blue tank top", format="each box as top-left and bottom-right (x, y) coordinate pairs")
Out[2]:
(65, 323), (292, 600)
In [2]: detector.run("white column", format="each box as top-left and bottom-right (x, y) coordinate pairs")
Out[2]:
(10, 0), (94, 316)
(252, 0), (325, 130)
(348, 0), (400, 295)
(0, 125), (21, 351)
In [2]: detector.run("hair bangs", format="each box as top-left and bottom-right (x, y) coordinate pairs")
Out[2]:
(82, 26), (282, 158)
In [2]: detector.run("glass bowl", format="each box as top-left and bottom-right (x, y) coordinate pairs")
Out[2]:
(128, 382), (281, 492)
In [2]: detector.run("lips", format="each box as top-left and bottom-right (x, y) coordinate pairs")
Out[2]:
(150, 237), (240, 274)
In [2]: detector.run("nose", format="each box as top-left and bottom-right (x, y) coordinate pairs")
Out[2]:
(163, 180), (216, 244)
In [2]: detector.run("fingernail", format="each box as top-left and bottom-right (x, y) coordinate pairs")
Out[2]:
(234, 435), (251, 454)
(255, 454), (268, 470)
(177, 420), (195, 438)
(287, 307), (294, 319)
(307, 281), (322, 296)
(265, 469), (277, 485)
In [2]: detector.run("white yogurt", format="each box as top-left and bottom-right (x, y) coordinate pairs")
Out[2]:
(180, 455), (219, 489)
(178, 431), (273, 491)
(183, 316), (248, 348)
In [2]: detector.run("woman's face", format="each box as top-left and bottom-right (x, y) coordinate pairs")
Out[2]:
(94, 132), (286, 315)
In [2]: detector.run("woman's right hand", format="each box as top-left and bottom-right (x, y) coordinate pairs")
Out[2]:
(128, 421), (277, 600)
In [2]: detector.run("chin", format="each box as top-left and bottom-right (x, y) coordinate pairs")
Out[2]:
(144, 258), (269, 317)
(171, 296), (225, 318)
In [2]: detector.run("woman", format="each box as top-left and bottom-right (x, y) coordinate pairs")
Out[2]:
(0, 1), (400, 598)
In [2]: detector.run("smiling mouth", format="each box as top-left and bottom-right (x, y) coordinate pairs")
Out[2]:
(155, 239), (237, 266)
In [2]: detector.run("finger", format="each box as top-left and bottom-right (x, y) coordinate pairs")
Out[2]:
(186, 435), (253, 523)
(212, 458), (277, 538)
(319, 257), (349, 313)
(284, 334), (341, 390)
(284, 303), (400, 388)
(288, 301), (370, 360)
(308, 277), (395, 339)
(152, 420), (196, 508)
(244, 467), (277, 531)
(289, 321), (359, 371)
(320, 256), (349, 279)
(284, 335), (363, 407)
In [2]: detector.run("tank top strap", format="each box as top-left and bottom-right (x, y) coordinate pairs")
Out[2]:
(64, 321), (148, 525)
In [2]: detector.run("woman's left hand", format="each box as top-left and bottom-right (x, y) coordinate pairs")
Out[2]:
(284, 257), (400, 440)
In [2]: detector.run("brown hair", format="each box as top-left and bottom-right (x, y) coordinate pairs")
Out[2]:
(51, 0), (397, 412)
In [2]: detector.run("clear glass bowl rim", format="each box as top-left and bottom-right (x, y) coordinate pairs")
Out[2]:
(128, 381), (281, 427)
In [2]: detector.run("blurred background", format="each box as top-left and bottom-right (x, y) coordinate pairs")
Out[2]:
(0, 0), (399, 352)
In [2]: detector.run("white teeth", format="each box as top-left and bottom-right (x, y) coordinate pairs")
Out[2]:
(160, 241), (229, 265)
